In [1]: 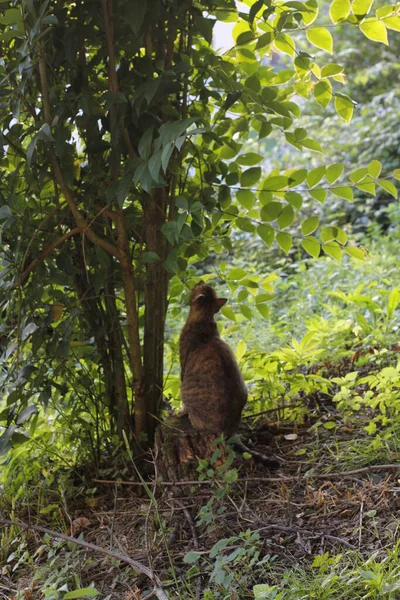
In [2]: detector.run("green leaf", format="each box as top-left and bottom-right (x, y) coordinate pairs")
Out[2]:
(334, 227), (348, 244)
(330, 0), (351, 22)
(275, 33), (296, 56)
(307, 166), (326, 187)
(377, 179), (398, 198)
(260, 202), (282, 222)
(278, 205), (294, 229)
(302, 216), (319, 235)
(360, 18), (388, 44)
(276, 232), (293, 255)
(183, 552), (201, 564)
(306, 27), (333, 54)
(326, 163), (343, 184)
(368, 160), (382, 178)
(237, 153), (263, 166)
(349, 167), (368, 182)
(240, 304), (253, 320)
(320, 63), (344, 77)
(257, 224), (275, 246)
(309, 189), (327, 203)
(285, 191), (303, 209)
(334, 93), (354, 123)
(323, 241), (342, 261)
(356, 179), (376, 195)
(236, 190), (255, 209)
(331, 186), (354, 201)
(302, 237), (320, 258)
(17, 405), (39, 425)
(241, 167), (262, 187)
(352, 0), (374, 16)
(63, 589), (99, 599)
(0, 205), (12, 220)
(221, 306), (236, 322)
(394, 169), (400, 181)
(314, 80), (332, 110)
(236, 217), (255, 232)
(302, 138), (323, 153)
(256, 303), (269, 319)
(303, 0), (319, 25)
(228, 268), (247, 280)
(262, 176), (288, 191)
(345, 246), (367, 260)
(384, 15), (400, 31)
(323, 421), (337, 429)
(321, 226), (335, 242)
(141, 251), (160, 264)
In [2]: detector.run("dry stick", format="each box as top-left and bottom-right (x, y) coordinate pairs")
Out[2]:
(93, 463), (400, 488)
(258, 522), (357, 550)
(93, 477), (292, 487)
(0, 518), (168, 598)
(314, 464), (400, 479)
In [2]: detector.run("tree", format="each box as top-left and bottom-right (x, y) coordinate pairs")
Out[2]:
(0, 0), (399, 459)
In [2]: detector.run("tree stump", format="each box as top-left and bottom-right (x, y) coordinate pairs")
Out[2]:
(154, 415), (220, 483)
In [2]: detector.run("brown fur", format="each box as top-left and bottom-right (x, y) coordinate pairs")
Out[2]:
(179, 281), (248, 436)
(178, 281), (280, 469)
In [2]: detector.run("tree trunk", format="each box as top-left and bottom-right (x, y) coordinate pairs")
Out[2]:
(154, 416), (222, 482)
(143, 187), (168, 445)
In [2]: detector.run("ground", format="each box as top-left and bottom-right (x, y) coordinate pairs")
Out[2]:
(3, 409), (400, 600)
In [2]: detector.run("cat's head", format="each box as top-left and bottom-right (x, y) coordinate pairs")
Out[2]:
(189, 281), (227, 314)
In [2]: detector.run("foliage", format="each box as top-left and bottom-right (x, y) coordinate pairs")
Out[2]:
(254, 546), (400, 599)
(1, 0), (399, 467)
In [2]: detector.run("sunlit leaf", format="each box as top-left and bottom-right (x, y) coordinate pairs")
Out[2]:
(306, 27), (333, 53)
(359, 17), (388, 44)
(302, 237), (321, 258)
(377, 179), (398, 198)
(330, 0), (351, 23)
(352, 0), (374, 16)
(334, 93), (354, 123)
(323, 241), (342, 261)
(326, 163), (343, 184)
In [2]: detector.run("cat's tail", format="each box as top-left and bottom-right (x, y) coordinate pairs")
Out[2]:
(233, 439), (280, 469)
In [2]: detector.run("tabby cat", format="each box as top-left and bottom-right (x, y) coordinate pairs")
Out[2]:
(178, 281), (279, 469)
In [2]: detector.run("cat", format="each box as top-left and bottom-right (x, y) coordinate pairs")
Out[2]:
(178, 281), (280, 469)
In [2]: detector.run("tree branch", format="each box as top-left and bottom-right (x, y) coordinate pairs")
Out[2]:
(17, 227), (81, 286)
(37, 48), (120, 259)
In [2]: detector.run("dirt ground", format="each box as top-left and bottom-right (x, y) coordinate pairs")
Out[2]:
(3, 416), (400, 600)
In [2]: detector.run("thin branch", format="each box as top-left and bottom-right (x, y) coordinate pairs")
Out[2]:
(0, 517), (168, 596)
(16, 227), (81, 286)
(37, 48), (120, 259)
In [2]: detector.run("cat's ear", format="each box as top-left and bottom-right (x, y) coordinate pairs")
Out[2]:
(215, 297), (227, 312)
(193, 293), (205, 304)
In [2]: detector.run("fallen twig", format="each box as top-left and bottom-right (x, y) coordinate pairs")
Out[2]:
(258, 522), (356, 550)
(0, 518), (168, 599)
